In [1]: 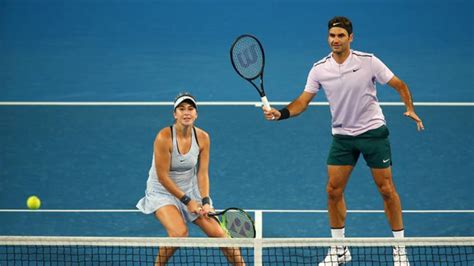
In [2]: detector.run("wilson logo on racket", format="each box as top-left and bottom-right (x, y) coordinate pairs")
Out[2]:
(237, 44), (259, 68)
(230, 34), (273, 112)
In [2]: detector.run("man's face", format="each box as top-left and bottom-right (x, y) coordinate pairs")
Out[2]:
(328, 27), (353, 54)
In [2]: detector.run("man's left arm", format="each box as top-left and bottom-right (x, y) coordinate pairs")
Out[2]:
(387, 76), (425, 131)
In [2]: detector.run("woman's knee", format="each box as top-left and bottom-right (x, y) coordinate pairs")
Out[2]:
(196, 218), (227, 238)
(167, 226), (189, 237)
(205, 223), (227, 238)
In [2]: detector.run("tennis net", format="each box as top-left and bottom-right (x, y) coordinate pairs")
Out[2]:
(1, 236), (473, 265)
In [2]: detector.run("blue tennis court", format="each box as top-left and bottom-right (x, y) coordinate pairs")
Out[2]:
(1, 0), (473, 249)
(1, 104), (473, 238)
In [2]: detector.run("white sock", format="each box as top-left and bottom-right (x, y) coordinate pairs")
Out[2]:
(392, 229), (404, 238)
(331, 227), (345, 238)
(392, 229), (406, 254)
(330, 227), (346, 254)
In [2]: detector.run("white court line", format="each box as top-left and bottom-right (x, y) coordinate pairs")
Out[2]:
(0, 209), (473, 213)
(0, 101), (473, 106)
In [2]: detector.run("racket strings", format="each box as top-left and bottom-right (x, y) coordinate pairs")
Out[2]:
(231, 36), (264, 80)
(223, 210), (255, 238)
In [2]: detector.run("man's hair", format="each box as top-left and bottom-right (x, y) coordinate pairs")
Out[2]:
(328, 16), (353, 35)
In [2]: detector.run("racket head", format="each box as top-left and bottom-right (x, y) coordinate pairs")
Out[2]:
(230, 34), (265, 81)
(211, 208), (256, 238)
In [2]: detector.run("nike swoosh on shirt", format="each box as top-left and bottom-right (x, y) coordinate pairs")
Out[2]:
(352, 68), (360, 72)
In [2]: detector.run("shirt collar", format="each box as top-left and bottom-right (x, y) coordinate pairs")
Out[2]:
(330, 49), (353, 66)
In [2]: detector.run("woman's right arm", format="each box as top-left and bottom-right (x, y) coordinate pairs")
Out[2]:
(154, 130), (184, 199)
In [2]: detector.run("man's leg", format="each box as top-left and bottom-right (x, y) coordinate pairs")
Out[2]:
(370, 167), (403, 230)
(318, 165), (354, 266)
(371, 167), (410, 265)
(327, 165), (353, 228)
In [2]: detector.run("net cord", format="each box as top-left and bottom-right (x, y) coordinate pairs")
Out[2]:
(1, 236), (472, 248)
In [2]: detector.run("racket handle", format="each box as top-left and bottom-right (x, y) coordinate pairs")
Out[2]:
(208, 211), (223, 216)
(261, 96), (271, 111)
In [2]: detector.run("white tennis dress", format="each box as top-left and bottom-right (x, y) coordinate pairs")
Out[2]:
(136, 126), (202, 222)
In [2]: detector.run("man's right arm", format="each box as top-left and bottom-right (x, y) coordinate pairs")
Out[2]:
(264, 91), (316, 120)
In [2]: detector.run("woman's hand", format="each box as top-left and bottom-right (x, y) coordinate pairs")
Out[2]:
(187, 199), (202, 214)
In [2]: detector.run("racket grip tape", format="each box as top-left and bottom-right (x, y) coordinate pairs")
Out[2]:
(261, 96), (271, 111)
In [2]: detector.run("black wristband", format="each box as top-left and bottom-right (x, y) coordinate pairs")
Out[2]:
(202, 196), (211, 206)
(180, 194), (191, 205)
(278, 107), (290, 120)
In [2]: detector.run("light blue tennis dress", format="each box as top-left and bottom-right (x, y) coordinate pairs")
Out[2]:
(136, 126), (202, 222)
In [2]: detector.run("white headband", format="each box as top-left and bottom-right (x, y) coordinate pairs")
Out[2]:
(174, 95), (197, 109)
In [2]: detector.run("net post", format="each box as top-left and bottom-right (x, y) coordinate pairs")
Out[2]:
(254, 210), (263, 265)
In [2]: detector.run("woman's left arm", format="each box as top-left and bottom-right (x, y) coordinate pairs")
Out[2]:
(196, 128), (212, 212)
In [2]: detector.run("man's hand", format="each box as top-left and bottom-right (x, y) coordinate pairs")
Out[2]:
(404, 111), (424, 131)
(263, 107), (280, 121)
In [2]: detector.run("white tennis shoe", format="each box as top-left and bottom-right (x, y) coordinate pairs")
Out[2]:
(318, 246), (352, 266)
(393, 246), (410, 266)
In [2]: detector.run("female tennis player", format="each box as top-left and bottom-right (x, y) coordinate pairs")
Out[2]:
(136, 92), (245, 265)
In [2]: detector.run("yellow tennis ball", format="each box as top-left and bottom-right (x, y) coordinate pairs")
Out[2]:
(26, 195), (41, 210)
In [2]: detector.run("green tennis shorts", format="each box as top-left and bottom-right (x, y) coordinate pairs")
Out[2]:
(327, 125), (392, 169)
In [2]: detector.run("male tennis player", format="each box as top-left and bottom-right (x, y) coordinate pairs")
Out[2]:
(263, 16), (423, 266)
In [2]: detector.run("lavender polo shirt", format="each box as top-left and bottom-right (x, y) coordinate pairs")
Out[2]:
(304, 50), (394, 136)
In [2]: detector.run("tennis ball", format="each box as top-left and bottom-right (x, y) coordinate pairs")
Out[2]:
(26, 195), (41, 210)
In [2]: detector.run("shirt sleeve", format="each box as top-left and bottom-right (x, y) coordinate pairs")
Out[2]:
(371, 55), (394, 85)
(304, 67), (321, 94)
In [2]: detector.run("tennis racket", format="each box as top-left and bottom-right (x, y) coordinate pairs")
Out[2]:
(209, 208), (256, 238)
(230, 34), (271, 111)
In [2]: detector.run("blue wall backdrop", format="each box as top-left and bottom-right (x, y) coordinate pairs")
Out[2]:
(1, 0), (473, 102)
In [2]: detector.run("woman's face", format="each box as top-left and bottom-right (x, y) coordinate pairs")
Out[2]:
(174, 102), (197, 126)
